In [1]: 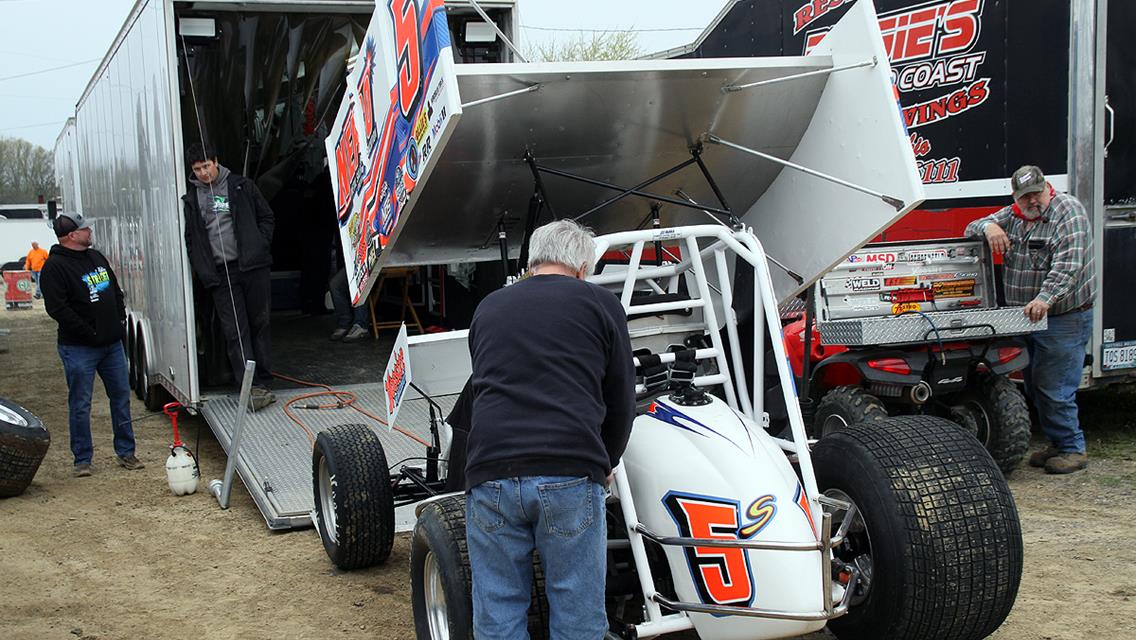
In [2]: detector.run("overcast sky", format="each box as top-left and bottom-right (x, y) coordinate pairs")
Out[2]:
(0, 0), (726, 150)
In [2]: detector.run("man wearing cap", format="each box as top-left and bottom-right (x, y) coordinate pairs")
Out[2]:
(40, 211), (143, 477)
(965, 166), (1096, 474)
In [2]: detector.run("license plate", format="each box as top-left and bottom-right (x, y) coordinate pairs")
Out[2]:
(1101, 342), (1136, 371)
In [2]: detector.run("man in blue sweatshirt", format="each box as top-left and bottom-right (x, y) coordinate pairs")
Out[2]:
(41, 211), (142, 477)
(465, 219), (635, 639)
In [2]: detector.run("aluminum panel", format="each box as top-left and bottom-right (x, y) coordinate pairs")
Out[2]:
(202, 384), (458, 530)
(386, 58), (831, 268)
(818, 307), (1045, 347)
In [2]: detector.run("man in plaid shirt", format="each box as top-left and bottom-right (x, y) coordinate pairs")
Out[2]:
(965, 166), (1096, 474)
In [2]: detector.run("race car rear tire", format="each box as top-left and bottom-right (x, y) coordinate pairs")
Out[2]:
(814, 415), (1022, 640)
(411, 494), (550, 640)
(312, 424), (394, 570)
(813, 386), (888, 438)
(0, 397), (50, 498)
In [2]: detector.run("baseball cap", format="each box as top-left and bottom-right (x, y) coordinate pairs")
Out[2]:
(1010, 165), (1046, 201)
(53, 211), (92, 237)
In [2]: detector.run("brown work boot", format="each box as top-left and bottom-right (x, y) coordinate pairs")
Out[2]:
(1044, 452), (1088, 475)
(1028, 446), (1061, 468)
(117, 455), (145, 470)
(73, 463), (92, 478)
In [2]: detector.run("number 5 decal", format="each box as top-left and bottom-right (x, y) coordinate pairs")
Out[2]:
(663, 492), (754, 608)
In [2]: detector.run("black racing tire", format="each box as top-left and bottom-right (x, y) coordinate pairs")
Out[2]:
(974, 372), (1031, 474)
(312, 424), (394, 570)
(411, 495), (550, 640)
(0, 397), (51, 498)
(814, 386), (888, 438)
(814, 415), (1022, 640)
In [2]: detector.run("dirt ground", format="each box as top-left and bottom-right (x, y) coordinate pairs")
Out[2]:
(2, 301), (1135, 640)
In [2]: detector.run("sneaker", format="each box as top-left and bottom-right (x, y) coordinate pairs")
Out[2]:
(117, 455), (145, 471)
(1028, 446), (1061, 468)
(342, 324), (369, 343)
(249, 387), (276, 412)
(1044, 452), (1088, 475)
(74, 463), (92, 477)
(329, 327), (348, 341)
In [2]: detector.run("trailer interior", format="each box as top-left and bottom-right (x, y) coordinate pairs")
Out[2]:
(174, 2), (516, 390)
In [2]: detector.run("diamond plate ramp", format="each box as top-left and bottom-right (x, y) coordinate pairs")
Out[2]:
(201, 382), (457, 531)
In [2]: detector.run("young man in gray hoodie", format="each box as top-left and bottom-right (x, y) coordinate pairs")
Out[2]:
(182, 142), (276, 409)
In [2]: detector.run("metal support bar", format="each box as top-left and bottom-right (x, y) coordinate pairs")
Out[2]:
(518, 191), (543, 270)
(571, 157), (699, 222)
(209, 360), (256, 509)
(536, 163), (733, 217)
(461, 83), (540, 109)
(496, 218), (510, 280)
(465, 0), (528, 63)
(706, 134), (906, 211)
(692, 146), (736, 222)
(525, 151), (556, 219)
(722, 58), (877, 93)
(674, 189), (732, 228)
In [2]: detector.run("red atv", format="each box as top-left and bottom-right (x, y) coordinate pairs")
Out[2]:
(785, 238), (1038, 474)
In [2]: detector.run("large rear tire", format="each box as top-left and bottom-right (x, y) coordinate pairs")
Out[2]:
(814, 415), (1022, 640)
(813, 386), (888, 438)
(0, 397), (50, 498)
(312, 424), (394, 570)
(411, 495), (550, 640)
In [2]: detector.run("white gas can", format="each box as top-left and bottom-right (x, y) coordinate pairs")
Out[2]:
(166, 445), (198, 495)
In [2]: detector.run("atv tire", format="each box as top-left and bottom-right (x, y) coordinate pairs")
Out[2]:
(312, 424), (394, 570)
(411, 495), (550, 640)
(0, 397), (50, 498)
(814, 386), (888, 438)
(971, 372), (1031, 474)
(814, 415), (1022, 640)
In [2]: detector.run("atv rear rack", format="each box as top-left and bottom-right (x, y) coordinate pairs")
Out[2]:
(818, 306), (1045, 346)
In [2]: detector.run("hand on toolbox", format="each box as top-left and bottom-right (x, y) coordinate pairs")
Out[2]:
(1024, 298), (1050, 323)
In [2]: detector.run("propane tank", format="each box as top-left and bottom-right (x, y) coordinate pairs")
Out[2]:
(163, 402), (199, 495)
(166, 444), (199, 495)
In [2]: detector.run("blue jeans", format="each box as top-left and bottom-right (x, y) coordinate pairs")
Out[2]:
(1024, 309), (1092, 454)
(58, 343), (136, 465)
(467, 476), (608, 640)
(32, 271), (42, 298)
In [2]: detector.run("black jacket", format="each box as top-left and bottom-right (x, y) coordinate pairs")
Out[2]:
(182, 173), (275, 287)
(465, 275), (636, 488)
(40, 245), (126, 347)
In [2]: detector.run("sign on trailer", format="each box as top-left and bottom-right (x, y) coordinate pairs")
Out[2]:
(325, 0), (463, 305)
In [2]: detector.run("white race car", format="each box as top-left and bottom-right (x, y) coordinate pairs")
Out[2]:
(314, 224), (1022, 640)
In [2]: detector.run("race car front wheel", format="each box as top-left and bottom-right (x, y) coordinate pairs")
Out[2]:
(312, 423), (394, 569)
(813, 415), (1022, 640)
(0, 396), (50, 498)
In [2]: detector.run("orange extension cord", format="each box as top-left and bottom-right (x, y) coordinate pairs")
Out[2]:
(270, 372), (432, 449)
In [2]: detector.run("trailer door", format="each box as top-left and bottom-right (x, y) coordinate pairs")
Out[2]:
(1099, 0), (1136, 375)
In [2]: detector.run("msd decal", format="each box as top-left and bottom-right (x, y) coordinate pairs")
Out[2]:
(848, 252), (898, 265)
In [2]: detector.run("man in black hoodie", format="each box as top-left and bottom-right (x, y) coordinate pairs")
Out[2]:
(41, 211), (143, 477)
(182, 143), (276, 408)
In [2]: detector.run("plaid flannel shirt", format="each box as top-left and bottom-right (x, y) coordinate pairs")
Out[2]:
(964, 191), (1096, 315)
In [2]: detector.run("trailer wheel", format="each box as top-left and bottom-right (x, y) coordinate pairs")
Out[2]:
(814, 415), (1022, 640)
(949, 372), (1030, 474)
(814, 386), (887, 437)
(312, 424), (394, 570)
(0, 397), (50, 498)
(411, 495), (550, 640)
(126, 322), (137, 392)
(135, 331), (171, 412)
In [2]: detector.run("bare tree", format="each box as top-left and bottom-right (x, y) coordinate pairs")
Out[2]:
(529, 30), (642, 62)
(0, 137), (55, 205)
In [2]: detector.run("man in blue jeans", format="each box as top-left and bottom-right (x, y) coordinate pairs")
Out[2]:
(41, 211), (143, 478)
(966, 166), (1097, 474)
(465, 219), (635, 637)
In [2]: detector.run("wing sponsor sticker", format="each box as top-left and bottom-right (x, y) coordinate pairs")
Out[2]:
(884, 276), (918, 287)
(892, 302), (921, 314)
(931, 278), (976, 298)
(920, 271), (979, 282)
(846, 277), (883, 292)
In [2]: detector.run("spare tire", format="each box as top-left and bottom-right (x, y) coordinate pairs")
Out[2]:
(0, 397), (51, 498)
(312, 424), (395, 569)
(814, 415), (1022, 640)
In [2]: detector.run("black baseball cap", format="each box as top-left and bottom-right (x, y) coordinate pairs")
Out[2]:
(53, 211), (92, 237)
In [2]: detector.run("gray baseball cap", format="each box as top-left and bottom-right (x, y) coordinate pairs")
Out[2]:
(53, 210), (92, 237)
(1010, 165), (1046, 200)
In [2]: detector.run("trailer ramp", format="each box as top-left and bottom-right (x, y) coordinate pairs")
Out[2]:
(201, 383), (457, 531)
